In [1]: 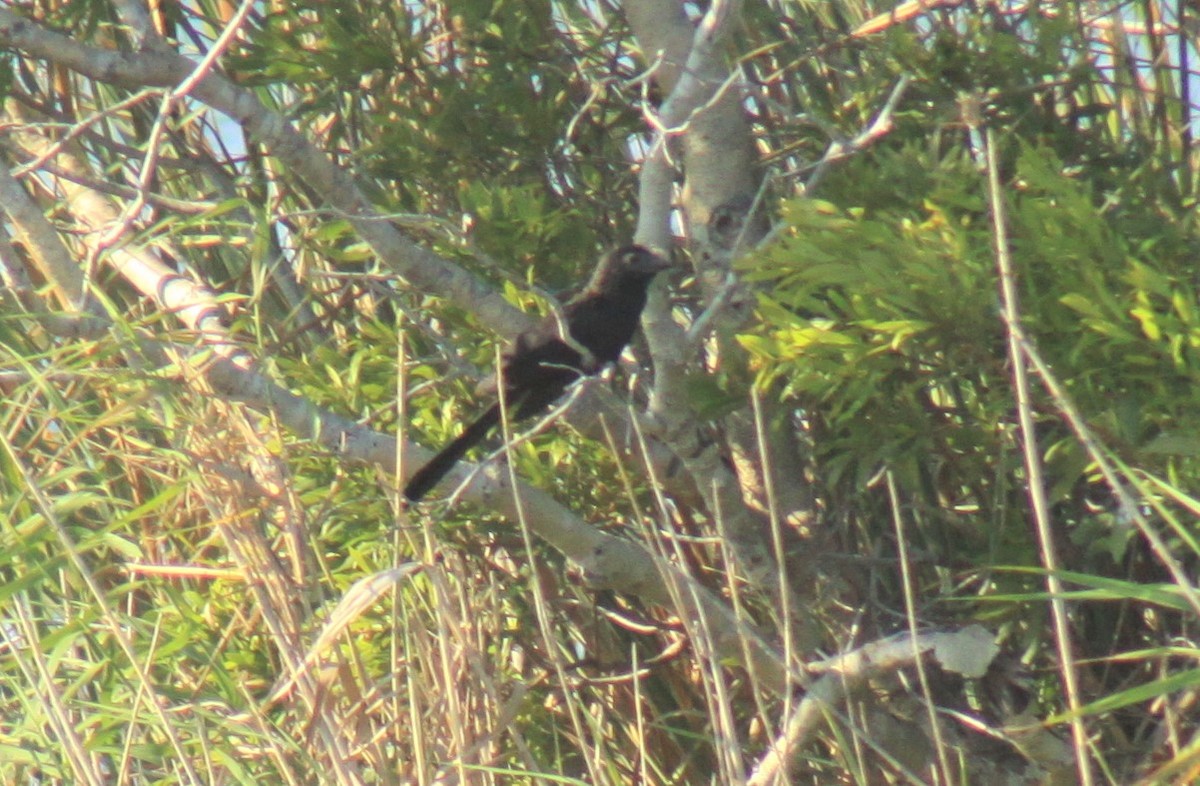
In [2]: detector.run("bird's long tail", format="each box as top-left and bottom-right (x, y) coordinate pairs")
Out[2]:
(404, 403), (502, 501)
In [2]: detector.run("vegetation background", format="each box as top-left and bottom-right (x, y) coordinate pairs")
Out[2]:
(1, 0), (1199, 783)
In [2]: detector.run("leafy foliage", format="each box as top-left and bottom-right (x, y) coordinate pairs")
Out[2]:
(743, 138), (1200, 510)
(3, 0), (1200, 783)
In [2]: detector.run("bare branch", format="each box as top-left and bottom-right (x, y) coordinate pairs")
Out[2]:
(748, 626), (998, 785)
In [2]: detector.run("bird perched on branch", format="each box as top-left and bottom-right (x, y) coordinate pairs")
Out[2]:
(403, 245), (670, 502)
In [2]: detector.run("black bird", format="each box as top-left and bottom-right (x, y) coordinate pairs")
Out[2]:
(404, 245), (669, 502)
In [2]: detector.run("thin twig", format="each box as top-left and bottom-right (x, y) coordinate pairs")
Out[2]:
(887, 470), (954, 783)
(1013, 328), (1200, 620)
(979, 118), (1095, 786)
(799, 74), (912, 195)
(496, 345), (603, 786)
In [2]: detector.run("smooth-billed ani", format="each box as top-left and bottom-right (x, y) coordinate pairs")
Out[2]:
(403, 245), (669, 502)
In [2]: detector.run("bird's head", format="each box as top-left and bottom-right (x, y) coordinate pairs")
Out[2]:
(586, 244), (671, 294)
(612, 244), (671, 277)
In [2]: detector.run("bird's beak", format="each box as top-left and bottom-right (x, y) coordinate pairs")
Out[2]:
(636, 249), (672, 274)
